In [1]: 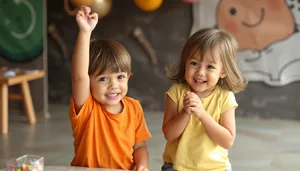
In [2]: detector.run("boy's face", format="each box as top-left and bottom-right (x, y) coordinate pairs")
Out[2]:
(90, 69), (130, 111)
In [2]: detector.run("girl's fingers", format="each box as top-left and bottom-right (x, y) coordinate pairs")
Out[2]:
(184, 98), (194, 106)
(188, 102), (197, 107)
(185, 97), (197, 104)
(184, 100), (197, 108)
(189, 93), (198, 99)
(189, 107), (196, 113)
(184, 100), (189, 107)
(184, 93), (189, 100)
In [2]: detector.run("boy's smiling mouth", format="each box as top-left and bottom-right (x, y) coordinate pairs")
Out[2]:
(106, 93), (120, 99)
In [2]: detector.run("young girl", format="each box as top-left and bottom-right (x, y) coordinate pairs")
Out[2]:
(161, 28), (247, 171)
(69, 6), (151, 171)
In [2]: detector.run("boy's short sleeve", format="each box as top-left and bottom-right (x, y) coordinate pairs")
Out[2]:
(135, 101), (151, 142)
(220, 91), (238, 114)
(69, 95), (94, 129)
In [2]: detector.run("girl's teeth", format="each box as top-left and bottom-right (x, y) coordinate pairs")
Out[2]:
(196, 80), (204, 83)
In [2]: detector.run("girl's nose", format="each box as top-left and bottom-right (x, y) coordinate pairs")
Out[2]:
(197, 67), (206, 76)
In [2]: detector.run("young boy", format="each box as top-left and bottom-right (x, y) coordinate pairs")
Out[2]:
(69, 6), (151, 171)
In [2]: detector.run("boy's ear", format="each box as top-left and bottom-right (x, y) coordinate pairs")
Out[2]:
(128, 73), (132, 78)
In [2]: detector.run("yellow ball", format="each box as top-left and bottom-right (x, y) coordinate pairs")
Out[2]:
(134, 0), (163, 12)
(91, 0), (112, 19)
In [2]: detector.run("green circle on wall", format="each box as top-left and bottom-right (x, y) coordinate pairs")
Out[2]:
(0, 0), (43, 63)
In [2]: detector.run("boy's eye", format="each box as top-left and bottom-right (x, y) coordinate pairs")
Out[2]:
(99, 77), (108, 82)
(118, 75), (125, 79)
(208, 65), (215, 69)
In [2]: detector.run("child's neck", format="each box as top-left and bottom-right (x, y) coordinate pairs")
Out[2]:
(193, 86), (216, 99)
(103, 101), (123, 114)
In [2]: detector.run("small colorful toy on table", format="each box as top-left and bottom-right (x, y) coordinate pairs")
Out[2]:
(6, 155), (44, 171)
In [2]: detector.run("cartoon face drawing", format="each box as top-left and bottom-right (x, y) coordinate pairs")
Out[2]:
(217, 0), (295, 50)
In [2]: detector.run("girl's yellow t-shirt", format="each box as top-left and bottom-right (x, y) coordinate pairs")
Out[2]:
(163, 83), (238, 171)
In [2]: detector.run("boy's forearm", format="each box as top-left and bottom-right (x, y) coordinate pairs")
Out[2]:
(72, 31), (92, 78)
(133, 146), (149, 168)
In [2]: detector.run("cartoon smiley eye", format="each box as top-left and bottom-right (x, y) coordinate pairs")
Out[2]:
(229, 7), (237, 16)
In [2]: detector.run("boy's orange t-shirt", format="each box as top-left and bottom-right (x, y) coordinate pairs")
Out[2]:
(69, 95), (151, 170)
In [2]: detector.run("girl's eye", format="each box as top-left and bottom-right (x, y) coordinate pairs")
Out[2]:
(190, 61), (198, 66)
(99, 77), (108, 82)
(118, 75), (125, 79)
(208, 65), (215, 69)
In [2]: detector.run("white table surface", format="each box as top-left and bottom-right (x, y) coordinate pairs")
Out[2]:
(1, 166), (127, 171)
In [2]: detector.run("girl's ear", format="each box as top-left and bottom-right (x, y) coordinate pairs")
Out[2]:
(220, 70), (226, 78)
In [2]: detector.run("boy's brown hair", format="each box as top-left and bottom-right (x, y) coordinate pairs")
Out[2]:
(88, 39), (131, 76)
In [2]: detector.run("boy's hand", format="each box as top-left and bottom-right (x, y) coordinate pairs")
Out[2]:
(184, 91), (205, 119)
(76, 5), (98, 32)
(133, 165), (149, 171)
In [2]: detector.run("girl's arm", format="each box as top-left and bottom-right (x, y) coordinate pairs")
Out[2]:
(186, 91), (236, 149)
(162, 95), (190, 141)
(199, 108), (236, 149)
(71, 6), (98, 113)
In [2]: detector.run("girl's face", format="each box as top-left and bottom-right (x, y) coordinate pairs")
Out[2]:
(184, 49), (226, 98)
(90, 69), (130, 113)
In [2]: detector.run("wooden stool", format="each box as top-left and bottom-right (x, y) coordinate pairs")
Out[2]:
(0, 70), (45, 134)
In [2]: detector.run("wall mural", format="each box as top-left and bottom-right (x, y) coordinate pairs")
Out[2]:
(192, 0), (300, 86)
(0, 0), (44, 63)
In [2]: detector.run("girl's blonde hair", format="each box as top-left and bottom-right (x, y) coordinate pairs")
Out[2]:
(166, 28), (247, 93)
(88, 39), (131, 76)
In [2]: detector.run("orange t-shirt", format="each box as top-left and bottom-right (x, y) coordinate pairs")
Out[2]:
(69, 95), (151, 170)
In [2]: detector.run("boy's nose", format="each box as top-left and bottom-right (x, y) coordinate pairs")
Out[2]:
(109, 84), (118, 90)
(109, 80), (118, 89)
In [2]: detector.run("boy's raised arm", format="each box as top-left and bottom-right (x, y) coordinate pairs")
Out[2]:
(71, 6), (98, 113)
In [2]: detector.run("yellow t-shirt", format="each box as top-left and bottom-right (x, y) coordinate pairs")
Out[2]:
(69, 95), (151, 169)
(163, 83), (238, 171)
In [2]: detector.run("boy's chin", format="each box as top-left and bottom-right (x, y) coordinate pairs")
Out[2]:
(102, 97), (124, 106)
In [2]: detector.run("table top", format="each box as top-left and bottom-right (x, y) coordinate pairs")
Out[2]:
(1, 166), (127, 171)
(0, 69), (44, 85)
